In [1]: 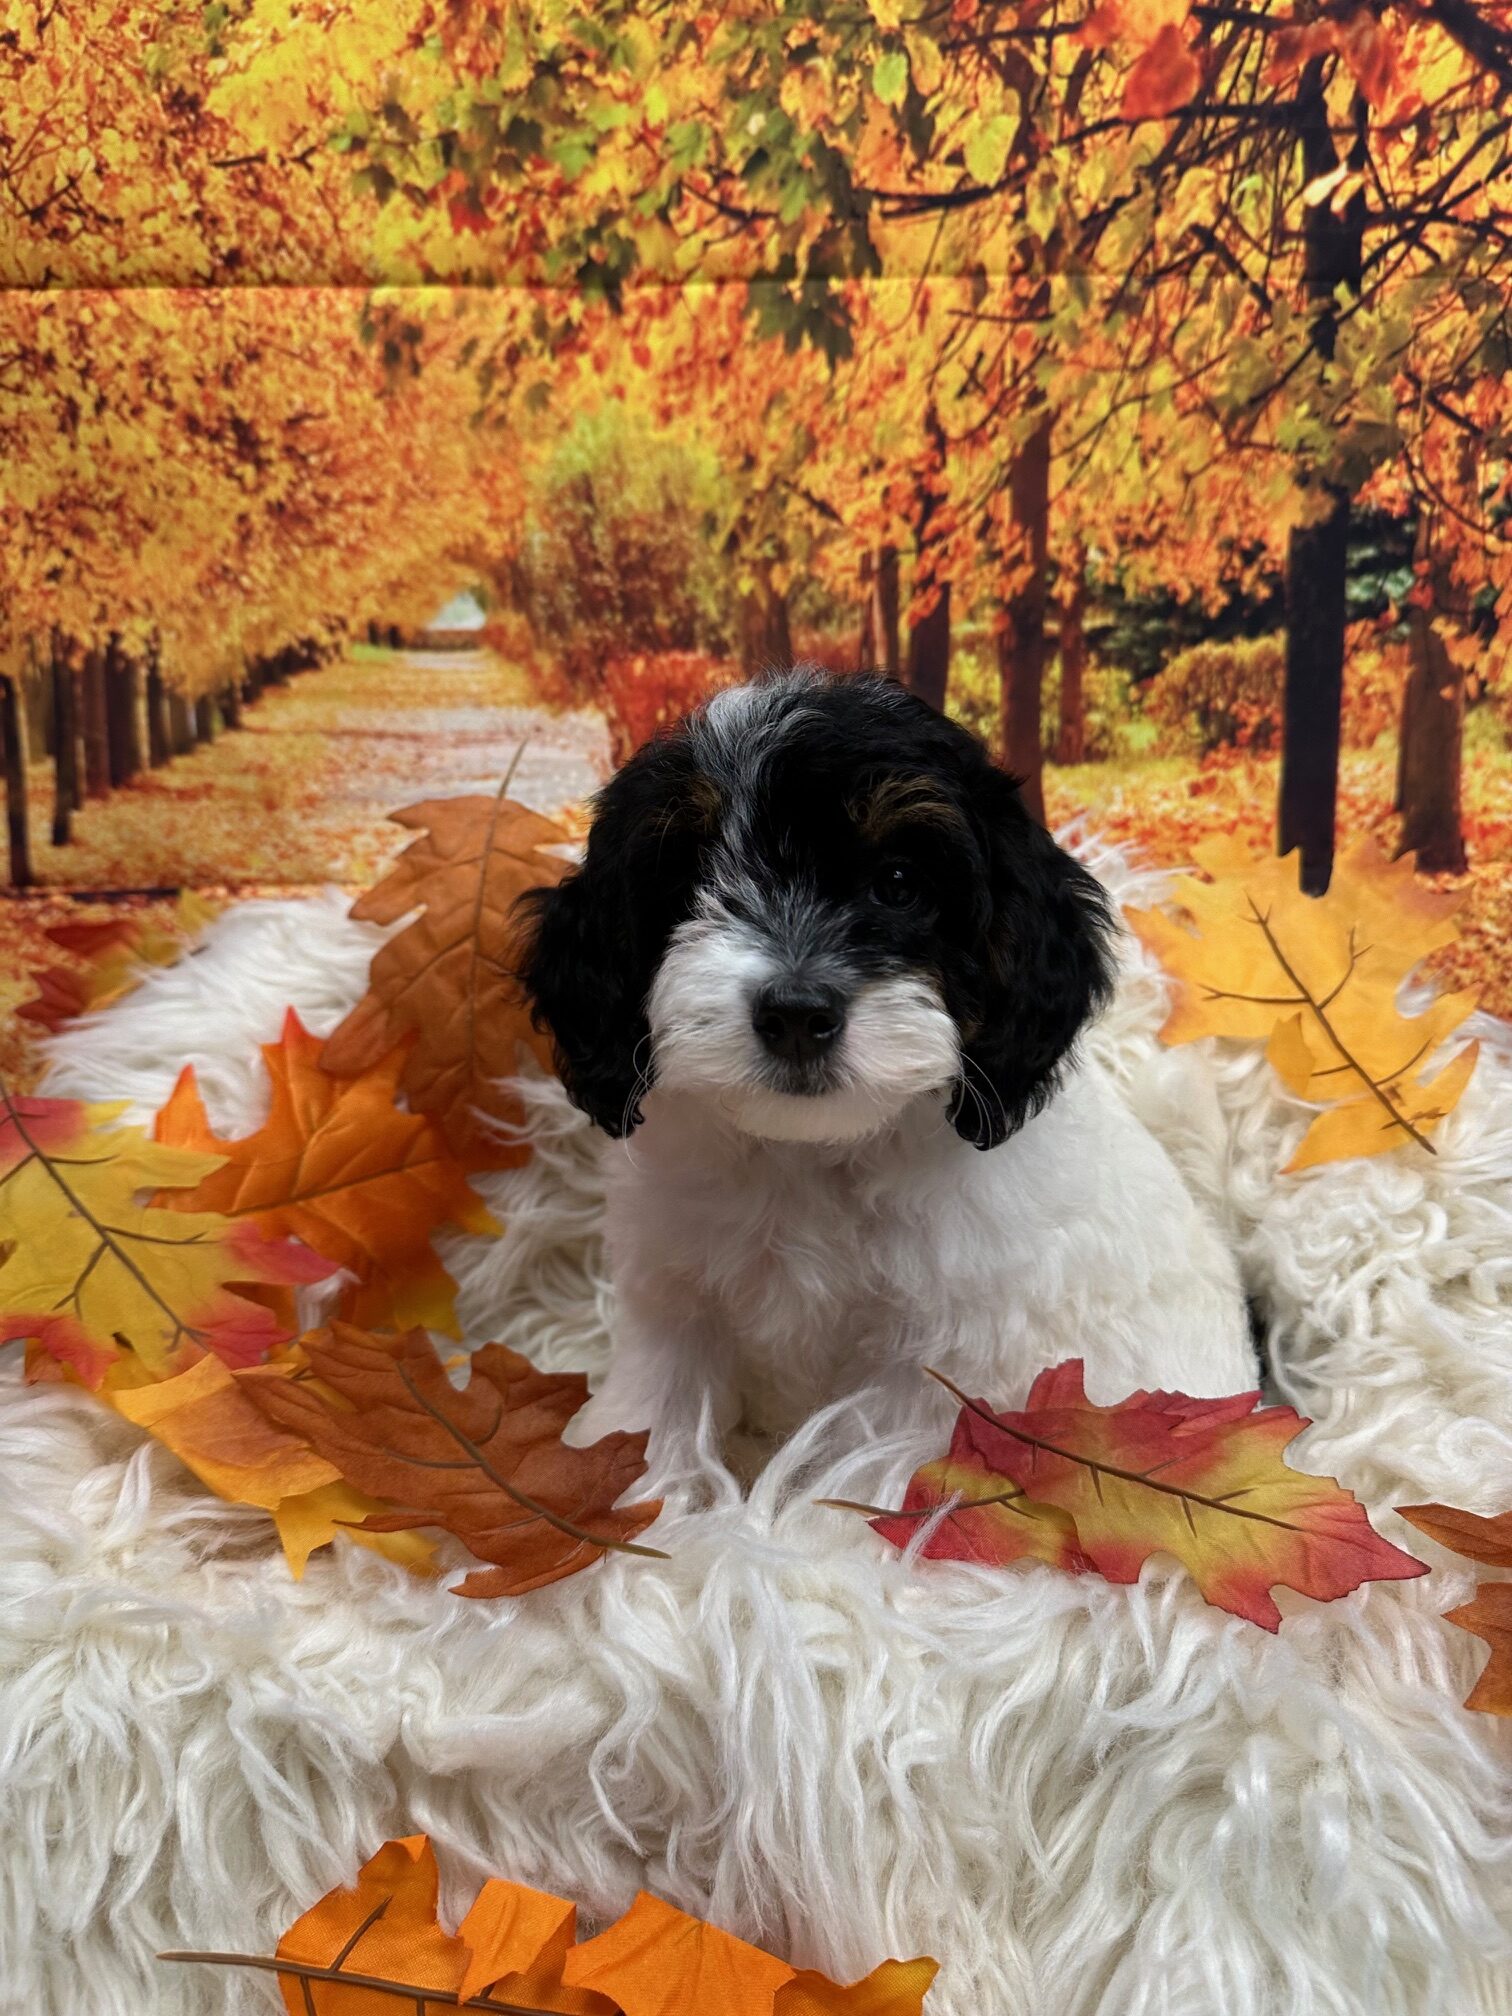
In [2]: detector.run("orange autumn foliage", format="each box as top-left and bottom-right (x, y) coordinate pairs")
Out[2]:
(161, 1834), (939, 2014)
(323, 790), (573, 1161)
(154, 1010), (498, 1338)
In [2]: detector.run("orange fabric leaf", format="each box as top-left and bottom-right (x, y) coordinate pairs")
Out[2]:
(153, 1009), (498, 1338)
(243, 1321), (664, 1596)
(560, 1891), (794, 2016)
(275, 1835), (467, 2014)
(859, 1361), (1425, 1631)
(1399, 1504), (1512, 1715)
(321, 791), (573, 1161)
(457, 1879), (616, 2011)
(776, 1957), (941, 2015)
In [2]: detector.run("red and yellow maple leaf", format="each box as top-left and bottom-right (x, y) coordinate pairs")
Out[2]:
(1398, 1503), (1512, 1716)
(153, 1009), (498, 1338)
(843, 1361), (1425, 1632)
(0, 1084), (332, 1386)
(18, 892), (222, 1035)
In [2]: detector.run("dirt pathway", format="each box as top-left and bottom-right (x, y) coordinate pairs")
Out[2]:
(0, 647), (608, 1082)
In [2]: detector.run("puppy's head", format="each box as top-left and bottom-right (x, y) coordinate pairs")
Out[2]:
(516, 670), (1114, 1148)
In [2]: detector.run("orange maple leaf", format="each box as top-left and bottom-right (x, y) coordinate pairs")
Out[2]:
(243, 1322), (666, 1597)
(1398, 1504), (1512, 1716)
(1122, 21), (1201, 120)
(161, 1834), (939, 2013)
(843, 1361), (1426, 1631)
(322, 787), (573, 1162)
(153, 1009), (498, 1338)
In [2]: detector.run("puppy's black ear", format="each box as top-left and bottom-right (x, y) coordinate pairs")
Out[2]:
(950, 770), (1115, 1150)
(514, 735), (706, 1137)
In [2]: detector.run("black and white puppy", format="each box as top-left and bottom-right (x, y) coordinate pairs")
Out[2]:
(519, 669), (1252, 1454)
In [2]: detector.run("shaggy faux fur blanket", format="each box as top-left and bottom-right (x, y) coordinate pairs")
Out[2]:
(5, 839), (1511, 2016)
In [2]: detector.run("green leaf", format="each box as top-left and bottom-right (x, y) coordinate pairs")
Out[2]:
(964, 108), (1017, 186)
(872, 50), (909, 107)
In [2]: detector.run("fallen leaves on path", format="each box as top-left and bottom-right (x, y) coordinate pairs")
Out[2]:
(1398, 1503), (1512, 1715)
(160, 1833), (939, 2013)
(1127, 836), (1480, 1170)
(834, 1360), (1426, 1631)
(0, 1086), (333, 1385)
(323, 788), (574, 1161)
(245, 1322), (665, 1596)
(154, 1010), (498, 1337)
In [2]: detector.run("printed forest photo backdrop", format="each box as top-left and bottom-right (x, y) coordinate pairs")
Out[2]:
(3, 0), (1512, 1100)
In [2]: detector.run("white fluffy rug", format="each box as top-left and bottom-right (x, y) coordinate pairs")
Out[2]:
(6, 839), (1512, 2016)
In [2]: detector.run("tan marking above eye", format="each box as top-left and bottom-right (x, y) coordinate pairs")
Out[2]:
(852, 774), (966, 843)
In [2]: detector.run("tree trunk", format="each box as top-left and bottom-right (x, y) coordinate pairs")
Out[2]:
(220, 679), (241, 730)
(905, 411), (951, 712)
(194, 696), (215, 745)
(146, 650), (170, 767)
(906, 581), (952, 713)
(1396, 605), (1467, 873)
(242, 656), (263, 706)
(1, 673), (33, 889)
(873, 544), (901, 673)
(996, 405), (1054, 823)
(105, 639), (143, 787)
(1277, 65), (1366, 894)
(1055, 546), (1088, 766)
(81, 648), (111, 797)
(858, 550), (877, 667)
(167, 690), (194, 756)
(739, 564), (793, 674)
(50, 642), (79, 846)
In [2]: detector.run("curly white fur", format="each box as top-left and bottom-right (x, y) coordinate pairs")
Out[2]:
(8, 848), (1511, 2016)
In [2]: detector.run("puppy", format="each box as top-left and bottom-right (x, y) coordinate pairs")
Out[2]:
(518, 670), (1253, 1460)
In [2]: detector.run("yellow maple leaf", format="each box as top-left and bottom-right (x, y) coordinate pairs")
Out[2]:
(1126, 838), (1480, 1173)
(0, 1087), (334, 1385)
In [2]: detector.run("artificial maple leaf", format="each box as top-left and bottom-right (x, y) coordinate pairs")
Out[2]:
(776, 1959), (941, 2015)
(845, 1361), (1425, 1632)
(560, 1891), (795, 2015)
(17, 891), (222, 1034)
(1398, 1504), (1512, 1716)
(822, 1459), (1088, 1574)
(1126, 836), (1480, 1172)
(102, 1351), (433, 1578)
(244, 1322), (665, 1596)
(153, 1009), (498, 1338)
(0, 1085), (333, 1386)
(321, 788), (573, 1160)
(162, 1835), (940, 2013)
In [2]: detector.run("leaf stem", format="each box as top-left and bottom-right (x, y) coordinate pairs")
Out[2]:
(1244, 896), (1437, 1155)
(158, 1949), (560, 2014)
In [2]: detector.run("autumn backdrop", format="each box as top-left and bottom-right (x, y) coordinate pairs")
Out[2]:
(2, 0), (1511, 1077)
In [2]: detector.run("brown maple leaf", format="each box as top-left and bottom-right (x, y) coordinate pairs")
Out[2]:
(243, 1322), (665, 1596)
(321, 785), (573, 1161)
(1398, 1503), (1512, 1716)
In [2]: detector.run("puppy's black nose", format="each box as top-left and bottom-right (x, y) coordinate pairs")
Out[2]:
(752, 983), (846, 1065)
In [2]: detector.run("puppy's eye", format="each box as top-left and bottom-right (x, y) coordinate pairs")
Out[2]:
(872, 860), (923, 908)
